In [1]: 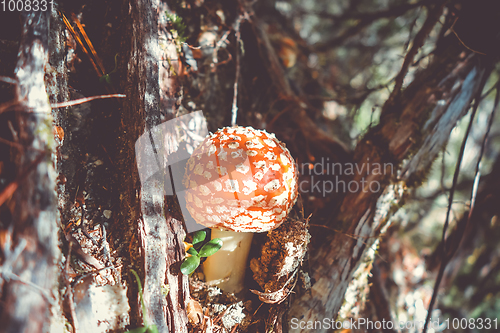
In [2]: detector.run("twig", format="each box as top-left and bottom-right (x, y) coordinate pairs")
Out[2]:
(480, 77), (500, 100)
(73, 264), (121, 282)
(386, 0), (447, 108)
(312, 0), (433, 52)
(267, 103), (295, 129)
(309, 223), (387, 263)
(211, 30), (231, 71)
(71, 13), (107, 74)
(0, 76), (18, 85)
(100, 143), (115, 166)
(304, 80), (389, 103)
(50, 94), (126, 108)
(65, 243), (78, 333)
(403, 7), (423, 52)
(1, 93), (125, 114)
(440, 146), (449, 191)
(0, 137), (45, 153)
(231, 16), (243, 126)
(253, 302), (264, 316)
(0, 270), (51, 300)
(101, 225), (119, 282)
(309, 223), (376, 241)
(449, 17), (487, 56)
(230, 323), (239, 333)
(0, 151), (47, 207)
(59, 11), (104, 77)
(468, 81), (500, 221)
(63, 228), (105, 271)
(422, 70), (490, 333)
(0, 76), (21, 114)
(0, 238), (51, 301)
(297, 0), (430, 22)
(7, 121), (18, 141)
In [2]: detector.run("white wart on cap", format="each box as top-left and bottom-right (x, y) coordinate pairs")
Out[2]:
(183, 126), (298, 232)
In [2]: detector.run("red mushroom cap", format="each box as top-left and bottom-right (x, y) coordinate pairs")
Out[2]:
(183, 126), (298, 232)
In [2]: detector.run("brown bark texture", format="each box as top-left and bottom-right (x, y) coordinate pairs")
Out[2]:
(1, 0), (499, 333)
(288, 34), (489, 333)
(0, 11), (59, 333)
(119, 0), (190, 331)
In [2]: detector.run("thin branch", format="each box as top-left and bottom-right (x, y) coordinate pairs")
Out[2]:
(304, 81), (390, 105)
(312, 0), (433, 52)
(480, 77), (500, 100)
(468, 82), (500, 222)
(297, 0), (430, 21)
(0, 76), (18, 85)
(0, 238), (51, 301)
(403, 7), (423, 52)
(449, 17), (487, 56)
(312, 21), (370, 52)
(70, 13), (107, 74)
(64, 244), (78, 333)
(231, 17), (242, 126)
(386, 0), (447, 108)
(211, 30), (231, 71)
(0, 137), (45, 153)
(50, 94), (126, 108)
(59, 11), (104, 77)
(422, 71), (490, 333)
(0, 151), (47, 207)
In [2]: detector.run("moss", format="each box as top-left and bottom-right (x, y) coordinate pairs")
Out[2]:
(165, 12), (188, 51)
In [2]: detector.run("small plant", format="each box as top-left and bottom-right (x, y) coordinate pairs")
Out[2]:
(181, 230), (222, 275)
(124, 269), (159, 333)
(99, 53), (119, 86)
(165, 12), (187, 51)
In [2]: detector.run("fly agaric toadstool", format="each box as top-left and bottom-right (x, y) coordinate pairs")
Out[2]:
(183, 126), (298, 293)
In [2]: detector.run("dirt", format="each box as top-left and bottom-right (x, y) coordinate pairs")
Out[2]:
(250, 207), (310, 298)
(0, 4), (315, 332)
(182, 204), (310, 333)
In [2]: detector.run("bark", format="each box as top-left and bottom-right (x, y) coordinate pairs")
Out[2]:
(0, 11), (59, 333)
(369, 264), (397, 333)
(120, 1), (189, 331)
(287, 36), (490, 333)
(1, 1), (497, 332)
(171, 4), (491, 331)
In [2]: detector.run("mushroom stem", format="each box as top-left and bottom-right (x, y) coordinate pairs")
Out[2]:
(202, 229), (253, 294)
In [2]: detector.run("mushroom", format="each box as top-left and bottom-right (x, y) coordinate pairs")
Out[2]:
(183, 126), (298, 294)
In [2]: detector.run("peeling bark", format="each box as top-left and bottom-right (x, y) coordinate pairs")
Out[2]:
(288, 39), (489, 333)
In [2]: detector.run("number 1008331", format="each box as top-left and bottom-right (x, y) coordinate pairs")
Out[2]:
(1, 0), (54, 12)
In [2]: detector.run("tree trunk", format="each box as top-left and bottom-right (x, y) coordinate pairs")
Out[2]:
(288, 50), (489, 331)
(0, 11), (60, 333)
(1, 1), (498, 332)
(118, 1), (190, 331)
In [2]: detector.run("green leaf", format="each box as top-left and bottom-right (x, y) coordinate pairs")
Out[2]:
(181, 255), (200, 275)
(192, 230), (206, 246)
(130, 270), (147, 324)
(123, 327), (148, 333)
(147, 324), (159, 333)
(198, 238), (222, 257)
(99, 74), (112, 85)
(187, 247), (198, 256)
